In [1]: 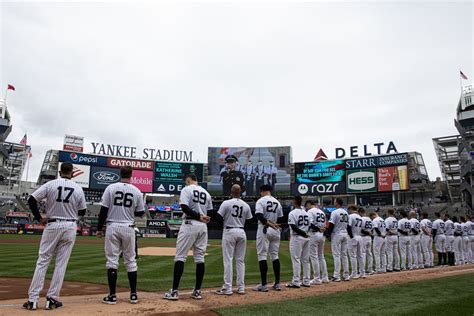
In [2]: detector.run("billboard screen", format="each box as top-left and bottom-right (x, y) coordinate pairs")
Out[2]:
(207, 146), (292, 196)
(346, 169), (377, 193)
(153, 161), (204, 195)
(89, 166), (121, 189)
(131, 170), (154, 193)
(58, 151), (107, 167)
(377, 165), (408, 192)
(58, 163), (90, 188)
(294, 160), (345, 183)
(291, 181), (346, 196)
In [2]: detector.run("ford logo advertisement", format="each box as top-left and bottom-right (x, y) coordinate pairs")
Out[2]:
(89, 167), (121, 189)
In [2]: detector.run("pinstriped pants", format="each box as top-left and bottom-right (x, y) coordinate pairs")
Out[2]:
(28, 221), (77, 302)
(105, 223), (137, 272)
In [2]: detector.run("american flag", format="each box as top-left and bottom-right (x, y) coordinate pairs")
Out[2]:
(19, 134), (27, 146)
(460, 70), (469, 80)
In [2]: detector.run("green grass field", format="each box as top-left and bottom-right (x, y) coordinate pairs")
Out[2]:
(216, 273), (474, 316)
(0, 235), (334, 291)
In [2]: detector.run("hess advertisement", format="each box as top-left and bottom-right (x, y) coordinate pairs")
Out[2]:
(377, 165), (408, 192)
(346, 169), (377, 193)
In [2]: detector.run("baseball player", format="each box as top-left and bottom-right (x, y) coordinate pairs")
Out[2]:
(359, 207), (374, 275)
(347, 205), (365, 279)
(384, 209), (400, 272)
(305, 200), (329, 285)
(97, 166), (145, 305)
(460, 216), (470, 264)
(397, 210), (412, 271)
(254, 184), (283, 292)
(326, 198), (350, 282)
(286, 196), (311, 288)
(444, 214), (455, 266)
(432, 212), (447, 266)
(467, 215), (474, 263)
(215, 185), (252, 295)
(409, 210), (422, 269)
(371, 211), (387, 273)
(452, 216), (464, 265)
(420, 212), (434, 268)
(164, 174), (213, 301)
(23, 162), (86, 310)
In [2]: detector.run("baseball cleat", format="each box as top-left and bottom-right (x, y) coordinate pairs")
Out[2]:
(351, 274), (361, 280)
(163, 290), (179, 301)
(102, 295), (117, 305)
(309, 279), (321, 285)
(331, 277), (341, 282)
(386, 270), (393, 273)
(45, 297), (63, 310)
(253, 284), (269, 292)
(272, 283), (282, 291)
(301, 283), (311, 288)
(343, 276), (351, 281)
(361, 274), (367, 279)
(285, 283), (301, 288)
(215, 289), (233, 296)
(22, 301), (37, 311)
(321, 278), (330, 284)
(191, 289), (202, 300)
(130, 293), (138, 304)
(237, 288), (246, 295)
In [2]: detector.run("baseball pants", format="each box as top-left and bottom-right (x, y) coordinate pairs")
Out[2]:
(410, 235), (422, 268)
(348, 235), (365, 277)
(373, 236), (387, 273)
(28, 221), (77, 303)
(175, 221), (208, 263)
(289, 235), (310, 286)
(331, 232), (349, 279)
(309, 232), (328, 281)
(221, 228), (247, 292)
(399, 235), (412, 270)
(385, 235), (400, 271)
(434, 234), (446, 253)
(362, 236), (374, 273)
(462, 237), (470, 264)
(445, 235), (455, 253)
(453, 236), (464, 265)
(420, 234), (434, 267)
(256, 226), (281, 261)
(105, 223), (137, 272)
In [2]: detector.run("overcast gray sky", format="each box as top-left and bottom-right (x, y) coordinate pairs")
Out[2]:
(1, 0), (472, 181)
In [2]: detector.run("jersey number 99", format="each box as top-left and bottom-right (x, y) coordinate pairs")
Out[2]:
(192, 190), (207, 205)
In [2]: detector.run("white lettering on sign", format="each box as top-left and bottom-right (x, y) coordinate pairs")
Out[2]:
(335, 141), (398, 158)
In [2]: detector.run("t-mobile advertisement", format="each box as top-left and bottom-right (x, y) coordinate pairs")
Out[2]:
(131, 170), (153, 193)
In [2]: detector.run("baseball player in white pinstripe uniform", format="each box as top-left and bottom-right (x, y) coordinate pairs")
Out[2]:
(420, 212), (434, 268)
(397, 210), (412, 270)
(359, 208), (374, 275)
(23, 162), (86, 311)
(97, 166), (145, 305)
(409, 210), (423, 269)
(164, 174), (213, 301)
(327, 198), (350, 282)
(385, 209), (400, 272)
(215, 184), (252, 295)
(347, 205), (365, 279)
(305, 200), (329, 285)
(432, 212), (447, 266)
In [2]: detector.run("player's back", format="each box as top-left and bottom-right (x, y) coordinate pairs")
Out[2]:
(445, 220), (454, 235)
(420, 219), (432, 233)
(218, 198), (252, 228)
(373, 217), (386, 234)
(385, 216), (398, 232)
(180, 184), (212, 218)
(330, 208), (349, 234)
(409, 218), (420, 234)
(308, 207), (326, 229)
(101, 182), (144, 224)
(361, 216), (373, 235)
(461, 223), (469, 236)
(454, 222), (463, 235)
(255, 195), (283, 227)
(288, 207), (309, 235)
(349, 213), (363, 236)
(432, 219), (446, 234)
(398, 218), (411, 236)
(33, 178), (86, 220)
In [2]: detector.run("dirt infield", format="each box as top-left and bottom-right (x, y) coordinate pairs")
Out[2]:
(0, 265), (473, 315)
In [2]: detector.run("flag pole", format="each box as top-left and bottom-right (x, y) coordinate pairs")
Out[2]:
(25, 149), (31, 183)
(459, 68), (463, 95)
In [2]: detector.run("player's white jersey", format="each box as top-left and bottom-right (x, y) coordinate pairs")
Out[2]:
(372, 217), (387, 236)
(398, 218), (411, 236)
(467, 220), (474, 235)
(255, 195), (283, 228)
(461, 223), (469, 237)
(179, 184), (213, 219)
(454, 222), (463, 235)
(432, 219), (446, 235)
(32, 177), (86, 220)
(307, 207), (326, 230)
(420, 219), (432, 235)
(349, 213), (363, 236)
(218, 198), (252, 228)
(361, 216), (373, 235)
(385, 216), (398, 234)
(444, 220), (454, 236)
(329, 208), (349, 234)
(409, 218), (421, 235)
(101, 182), (145, 224)
(288, 207), (310, 235)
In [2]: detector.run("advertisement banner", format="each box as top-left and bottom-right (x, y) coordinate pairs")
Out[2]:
(89, 166), (121, 189)
(59, 162), (90, 188)
(131, 170), (154, 193)
(154, 181), (207, 195)
(107, 157), (154, 171)
(377, 165), (408, 192)
(294, 160), (345, 184)
(346, 169), (377, 193)
(63, 135), (84, 152)
(345, 153), (408, 169)
(207, 146), (292, 195)
(291, 182), (346, 196)
(147, 219), (168, 228)
(58, 151), (107, 167)
(154, 161), (204, 183)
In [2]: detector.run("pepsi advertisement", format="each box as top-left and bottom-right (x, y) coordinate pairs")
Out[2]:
(58, 151), (107, 167)
(89, 166), (121, 189)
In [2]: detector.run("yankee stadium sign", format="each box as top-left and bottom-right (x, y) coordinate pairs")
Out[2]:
(90, 142), (193, 162)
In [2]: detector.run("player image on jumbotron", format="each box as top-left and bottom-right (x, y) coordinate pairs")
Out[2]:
(220, 155), (245, 196)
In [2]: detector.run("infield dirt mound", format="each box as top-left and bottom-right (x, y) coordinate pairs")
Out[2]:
(0, 265), (473, 315)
